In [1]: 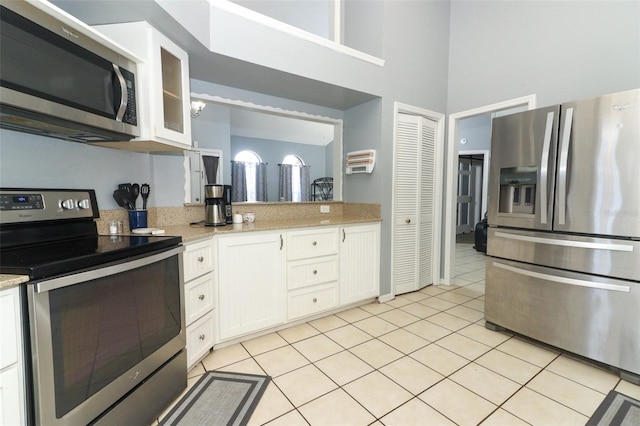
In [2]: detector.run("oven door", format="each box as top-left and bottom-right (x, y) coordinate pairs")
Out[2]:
(27, 246), (185, 426)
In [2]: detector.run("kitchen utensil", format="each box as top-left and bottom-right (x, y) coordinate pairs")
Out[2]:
(141, 184), (150, 209)
(113, 189), (135, 210)
(131, 183), (140, 209)
(113, 190), (125, 208)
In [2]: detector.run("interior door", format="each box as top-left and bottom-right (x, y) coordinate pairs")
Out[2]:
(393, 113), (437, 295)
(456, 158), (474, 234)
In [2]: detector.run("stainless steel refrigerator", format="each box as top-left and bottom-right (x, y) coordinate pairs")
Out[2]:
(485, 88), (640, 384)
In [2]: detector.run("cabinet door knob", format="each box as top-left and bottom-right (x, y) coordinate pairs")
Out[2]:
(405, 218), (411, 224)
(313, 297), (318, 303)
(199, 334), (205, 340)
(198, 294), (205, 300)
(197, 256), (204, 262)
(312, 241), (317, 246)
(313, 269), (318, 275)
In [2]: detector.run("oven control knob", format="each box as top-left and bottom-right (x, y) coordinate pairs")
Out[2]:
(78, 199), (91, 209)
(61, 199), (75, 210)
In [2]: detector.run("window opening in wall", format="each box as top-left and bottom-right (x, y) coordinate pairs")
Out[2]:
(234, 150), (263, 202)
(282, 155), (304, 202)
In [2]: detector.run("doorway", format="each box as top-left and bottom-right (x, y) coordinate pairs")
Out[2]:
(456, 153), (486, 238)
(443, 95), (537, 285)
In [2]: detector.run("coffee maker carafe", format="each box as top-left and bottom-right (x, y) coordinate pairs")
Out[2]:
(205, 185), (227, 226)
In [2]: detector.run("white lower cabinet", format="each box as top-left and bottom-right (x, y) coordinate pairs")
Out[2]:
(287, 282), (339, 320)
(0, 286), (25, 426)
(217, 231), (286, 341)
(340, 224), (381, 304)
(183, 238), (216, 370)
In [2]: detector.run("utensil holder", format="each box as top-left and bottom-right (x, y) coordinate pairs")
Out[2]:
(128, 209), (148, 230)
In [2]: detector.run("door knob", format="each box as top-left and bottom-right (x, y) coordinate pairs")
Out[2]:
(405, 218), (411, 224)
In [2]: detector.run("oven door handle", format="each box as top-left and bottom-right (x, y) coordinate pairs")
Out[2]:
(34, 246), (185, 293)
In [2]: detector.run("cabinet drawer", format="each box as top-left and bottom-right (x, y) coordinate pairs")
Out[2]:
(184, 238), (213, 282)
(186, 312), (215, 369)
(287, 228), (338, 260)
(287, 282), (338, 321)
(185, 273), (215, 326)
(288, 256), (338, 290)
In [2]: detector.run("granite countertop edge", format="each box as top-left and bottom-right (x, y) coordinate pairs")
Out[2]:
(0, 217), (381, 289)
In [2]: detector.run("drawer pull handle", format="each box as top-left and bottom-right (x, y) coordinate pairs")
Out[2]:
(199, 334), (205, 340)
(312, 241), (317, 246)
(313, 297), (318, 303)
(313, 270), (318, 275)
(197, 256), (204, 262)
(198, 294), (205, 300)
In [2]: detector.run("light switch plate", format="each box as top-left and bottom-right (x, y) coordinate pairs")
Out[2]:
(320, 205), (330, 213)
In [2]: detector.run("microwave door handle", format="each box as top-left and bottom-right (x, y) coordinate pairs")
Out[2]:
(112, 64), (128, 122)
(539, 111), (554, 225)
(558, 107), (574, 225)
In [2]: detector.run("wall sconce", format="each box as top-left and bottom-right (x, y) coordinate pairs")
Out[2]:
(190, 101), (207, 118)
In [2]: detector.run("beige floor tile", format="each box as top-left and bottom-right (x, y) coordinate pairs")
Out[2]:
(419, 285), (448, 296)
(503, 387), (588, 425)
(497, 337), (559, 367)
(378, 328), (429, 354)
(399, 302), (439, 319)
(314, 350), (374, 386)
(349, 339), (403, 369)
(475, 349), (541, 385)
(247, 382), (295, 426)
(242, 332), (289, 356)
(263, 409), (308, 426)
(201, 343), (250, 371)
(404, 319), (451, 342)
(380, 398), (456, 425)
(426, 312), (472, 332)
(352, 315), (398, 337)
(410, 344), (469, 376)
(254, 345), (309, 377)
(398, 291), (429, 302)
(385, 296), (414, 308)
(445, 305), (485, 323)
(527, 370), (607, 416)
(218, 357), (267, 376)
(359, 301), (395, 315)
(324, 324), (372, 349)
(545, 354), (619, 394)
(436, 333), (491, 360)
(308, 314), (348, 332)
(418, 296), (457, 311)
(343, 371), (412, 418)
(435, 291), (473, 305)
(334, 307), (372, 323)
(187, 362), (205, 379)
(277, 322), (320, 344)
(274, 364), (338, 407)
(457, 323), (511, 348)
(298, 388), (375, 425)
(616, 379), (640, 400)
(377, 309), (420, 327)
(419, 379), (496, 426)
(481, 408), (529, 426)
(379, 356), (444, 395)
(450, 363), (521, 405)
(292, 334), (343, 362)
(462, 298), (485, 312)
(453, 283), (485, 299)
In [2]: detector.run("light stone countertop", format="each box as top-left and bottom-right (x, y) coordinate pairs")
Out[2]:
(0, 274), (29, 290)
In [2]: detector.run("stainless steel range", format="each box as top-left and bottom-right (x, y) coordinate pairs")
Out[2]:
(0, 188), (186, 425)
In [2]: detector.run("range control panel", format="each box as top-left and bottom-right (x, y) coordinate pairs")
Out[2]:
(0, 189), (99, 224)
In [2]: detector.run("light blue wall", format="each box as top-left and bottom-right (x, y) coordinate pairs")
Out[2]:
(458, 114), (492, 152)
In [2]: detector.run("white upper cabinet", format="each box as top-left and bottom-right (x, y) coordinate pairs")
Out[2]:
(94, 22), (192, 151)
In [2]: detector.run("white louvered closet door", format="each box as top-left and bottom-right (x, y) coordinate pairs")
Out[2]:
(393, 113), (437, 295)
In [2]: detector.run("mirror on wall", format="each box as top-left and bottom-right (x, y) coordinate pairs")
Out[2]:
(187, 93), (343, 204)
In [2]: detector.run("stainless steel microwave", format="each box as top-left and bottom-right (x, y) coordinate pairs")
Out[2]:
(0, 1), (140, 143)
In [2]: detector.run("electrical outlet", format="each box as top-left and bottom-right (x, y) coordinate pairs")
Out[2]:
(320, 205), (330, 213)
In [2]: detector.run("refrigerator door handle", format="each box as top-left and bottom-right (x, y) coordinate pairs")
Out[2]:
(494, 231), (634, 251)
(539, 111), (555, 225)
(493, 261), (631, 293)
(558, 107), (574, 225)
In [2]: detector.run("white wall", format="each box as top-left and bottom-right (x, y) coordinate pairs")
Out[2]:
(448, 1), (640, 113)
